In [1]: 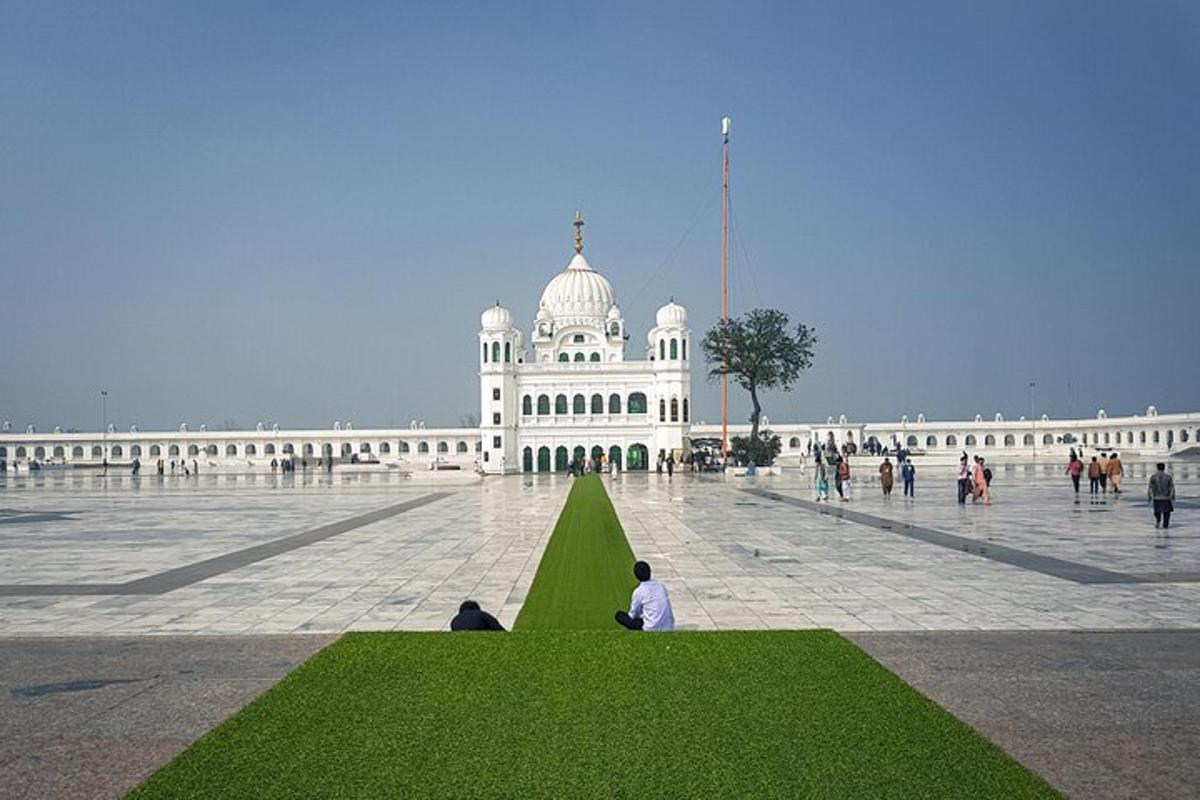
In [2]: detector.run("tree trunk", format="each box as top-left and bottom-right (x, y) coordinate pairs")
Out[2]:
(748, 383), (762, 444)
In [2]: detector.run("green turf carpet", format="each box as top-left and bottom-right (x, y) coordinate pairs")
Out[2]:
(514, 474), (638, 630)
(127, 630), (1059, 799)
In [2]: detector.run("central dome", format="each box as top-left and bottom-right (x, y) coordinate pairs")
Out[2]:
(539, 253), (615, 322)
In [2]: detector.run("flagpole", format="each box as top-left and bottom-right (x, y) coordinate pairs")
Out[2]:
(721, 116), (730, 461)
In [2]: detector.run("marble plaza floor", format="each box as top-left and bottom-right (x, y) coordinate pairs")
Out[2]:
(0, 461), (1197, 635)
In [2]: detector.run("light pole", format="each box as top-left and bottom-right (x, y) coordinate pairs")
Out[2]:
(100, 390), (108, 464)
(1028, 382), (1037, 461)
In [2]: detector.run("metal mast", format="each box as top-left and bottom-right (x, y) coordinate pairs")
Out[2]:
(721, 116), (731, 460)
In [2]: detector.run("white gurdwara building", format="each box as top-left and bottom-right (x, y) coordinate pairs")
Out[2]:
(478, 214), (691, 474)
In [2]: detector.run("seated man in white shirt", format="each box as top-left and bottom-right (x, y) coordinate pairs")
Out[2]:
(615, 560), (675, 631)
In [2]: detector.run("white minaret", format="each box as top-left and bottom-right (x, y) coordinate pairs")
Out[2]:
(479, 302), (521, 474)
(648, 298), (691, 460)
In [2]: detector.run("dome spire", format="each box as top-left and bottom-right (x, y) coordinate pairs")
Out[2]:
(574, 210), (584, 254)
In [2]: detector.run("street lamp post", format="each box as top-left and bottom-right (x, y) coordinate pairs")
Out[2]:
(100, 390), (108, 465)
(1028, 382), (1037, 461)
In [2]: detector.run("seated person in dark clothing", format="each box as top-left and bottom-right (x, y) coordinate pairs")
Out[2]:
(450, 600), (506, 631)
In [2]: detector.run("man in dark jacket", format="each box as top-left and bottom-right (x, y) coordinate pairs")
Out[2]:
(1148, 463), (1176, 529)
(450, 600), (505, 631)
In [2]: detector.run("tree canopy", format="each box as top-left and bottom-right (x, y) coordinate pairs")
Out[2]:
(701, 308), (817, 463)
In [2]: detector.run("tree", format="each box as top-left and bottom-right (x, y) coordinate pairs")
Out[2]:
(701, 308), (817, 460)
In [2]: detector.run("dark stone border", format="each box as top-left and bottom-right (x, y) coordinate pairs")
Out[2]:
(0, 493), (451, 597)
(744, 488), (1195, 584)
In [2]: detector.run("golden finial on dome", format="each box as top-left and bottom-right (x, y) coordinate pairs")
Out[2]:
(574, 210), (584, 254)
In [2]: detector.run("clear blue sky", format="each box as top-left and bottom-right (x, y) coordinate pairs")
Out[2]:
(2, 1), (1198, 432)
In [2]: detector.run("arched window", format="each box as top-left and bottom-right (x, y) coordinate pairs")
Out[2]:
(789, 437), (801, 448)
(1182, 429), (1191, 443)
(1023, 434), (1034, 445)
(537, 394), (550, 415)
(659, 398), (667, 422)
(226, 444), (238, 456)
(984, 435), (995, 446)
(682, 398), (689, 422)
(504, 342), (511, 362)
(522, 395), (533, 416)
(537, 446), (551, 472)
(281, 443), (293, 454)
(400, 442), (410, 453)
(670, 397), (679, 422)
(435, 441), (447, 454)
(188, 444), (199, 456)
(906, 435), (918, 447)
(206, 444), (217, 456)
(1004, 434), (1015, 447)
(670, 338), (678, 359)
(92, 445), (103, 457)
(558, 353), (569, 362)
(574, 352), (585, 362)
(457, 441), (469, 453)
(73, 445), (85, 458)
(555, 394), (568, 414)
(926, 435), (937, 448)
(491, 341), (500, 362)
(1103, 432), (1110, 444)
(628, 392), (647, 414)
(360, 442), (372, 453)
(169, 444), (180, 456)
(659, 339), (666, 360)
(522, 446), (533, 472)
(129, 445), (141, 457)
(1042, 434), (1054, 445)
(17, 446), (28, 458)
(682, 339), (687, 360)
(1153, 430), (1160, 444)
(591, 394), (603, 414)
(265, 444), (276, 455)
(482, 342), (488, 363)
(380, 442), (391, 454)
(303, 443), (314, 455)
(34, 446), (46, 459)
(573, 394), (585, 414)
(945, 435), (957, 447)
(1139, 431), (1146, 444)
(419, 442), (430, 453)
(1126, 432), (1134, 444)
(609, 393), (621, 414)
(590, 352), (600, 362)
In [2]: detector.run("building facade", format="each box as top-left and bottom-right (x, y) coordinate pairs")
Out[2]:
(477, 216), (691, 474)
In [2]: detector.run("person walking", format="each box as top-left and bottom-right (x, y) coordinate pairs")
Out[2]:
(1097, 452), (1110, 493)
(836, 456), (851, 501)
(1148, 463), (1175, 529)
(878, 457), (894, 497)
(1108, 452), (1124, 494)
(815, 456), (829, 501)
(972, 456), (991, 505)
(157, 458), (165, 476)
(666, 453), (675, 477)
(957, 454), (971, 504)
(1067, 455), (1083, 495)
(901, 459), (915, 497)
(1087, 457), (1101, 495)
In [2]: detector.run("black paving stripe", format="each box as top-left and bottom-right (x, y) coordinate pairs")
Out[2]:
(743, 488), (1147, 585)
(0, 493), (451, 597)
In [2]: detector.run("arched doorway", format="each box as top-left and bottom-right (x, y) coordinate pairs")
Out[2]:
(627, 443), (649, 471)
(590, 445), (604, 465)
(538, 446), (551, 472)
(608, 445), (622, 469)
(573, 445), (586, 465)
(522, 446), (533, 473)
(555, 446), (569, 472)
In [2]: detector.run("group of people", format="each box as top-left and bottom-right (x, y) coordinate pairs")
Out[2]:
(450, 560), (675, 632)
(877, 456), (916, 497)
(957, 453), (993, 505)
(1066, 449), (1123, 495)
(812, 452), (853, 501)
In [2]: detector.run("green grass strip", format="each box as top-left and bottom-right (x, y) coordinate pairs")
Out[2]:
(514, 473), (637, 631)
(127, 630), (1060, 799)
